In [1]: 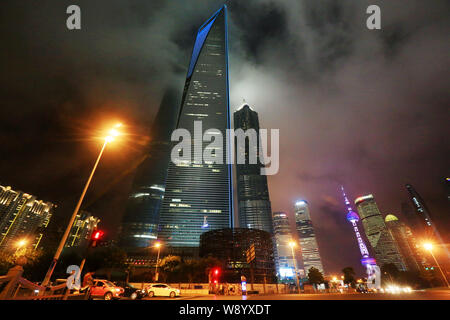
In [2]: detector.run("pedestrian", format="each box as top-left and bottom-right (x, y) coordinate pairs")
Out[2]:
(82, 272), (95, 289)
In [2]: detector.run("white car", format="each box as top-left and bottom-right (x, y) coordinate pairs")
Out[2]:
(146, 284), (180, 298)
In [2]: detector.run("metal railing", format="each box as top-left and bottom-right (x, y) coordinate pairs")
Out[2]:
(0, 264), (89, 300)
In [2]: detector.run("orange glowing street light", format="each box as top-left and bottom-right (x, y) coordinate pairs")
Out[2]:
(105, 123), (122, 142)
(15, 238), (28, 255)
(16, 239), (28, 248)
(41, 123), (123, 287)
(422, 242), (449, 288)
(288, 240), (301, 292)
(154, 242), (162, 281)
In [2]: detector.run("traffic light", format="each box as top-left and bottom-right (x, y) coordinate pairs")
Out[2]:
(89, 229), (104, 248)
(211, 267), (221, 284)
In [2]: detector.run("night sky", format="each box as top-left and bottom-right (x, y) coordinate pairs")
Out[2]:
(1, 1), (449, 276)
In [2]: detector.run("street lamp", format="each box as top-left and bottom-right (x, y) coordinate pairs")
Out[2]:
(15, 239), (28, 256)
(154, 242), (162, 282)
(41, 123), (122, 287)
(423, 242), (450, 288)
(289, 241), (301, 293)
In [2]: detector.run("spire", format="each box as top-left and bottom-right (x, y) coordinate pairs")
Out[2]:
(340, 185), (371, 261)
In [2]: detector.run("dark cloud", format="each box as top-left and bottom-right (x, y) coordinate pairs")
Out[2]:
(0, 0), (449, 275)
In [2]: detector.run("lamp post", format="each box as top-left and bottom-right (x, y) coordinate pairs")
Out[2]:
(423, 243), (450, 288)
(154, 242), (162, 282)
(41, 123), (122, 287)
(289, 241), (301, 293)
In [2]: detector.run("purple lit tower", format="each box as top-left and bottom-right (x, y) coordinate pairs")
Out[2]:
(340, 186), (378, 273)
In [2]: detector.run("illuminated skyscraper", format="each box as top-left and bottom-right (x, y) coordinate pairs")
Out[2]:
(0, 185), (54, 251)
(272, 211), (297, 280)
(157, 6), (232, 250)
(385, 214), (425, 273)
(406, 183), (450, 259)
(119, 87), (180, 249)
(234, 104), (273, 234)
(355, 194), (406, 271)
(66, 210), (100, 248)
(294, 200), (324, 274)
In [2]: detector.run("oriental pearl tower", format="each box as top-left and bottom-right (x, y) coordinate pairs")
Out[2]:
(340, 186), (379, 288)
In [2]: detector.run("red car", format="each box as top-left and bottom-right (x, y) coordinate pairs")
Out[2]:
(89, 279), (124, 300)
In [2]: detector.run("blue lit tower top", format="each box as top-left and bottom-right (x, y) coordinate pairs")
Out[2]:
(340, 186), (376, 266)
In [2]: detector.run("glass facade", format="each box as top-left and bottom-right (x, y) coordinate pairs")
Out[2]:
(234, 104), (273, 234)
(355, 195), (406, 271)
(294, 200), (324, 274)
(157, 6), (232, 248)
(406, 184), (450, 259)
(272, 211), (297, 280)
(385, 214), (426, 273)
(119, 87), (180, 249)
(199, 228), (276, 283)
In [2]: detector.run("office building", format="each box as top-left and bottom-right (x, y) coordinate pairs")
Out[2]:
(272, 211), (297, 280)
(355, 194), (406, 271)
(294, 200), (324, 274)
(385, 214), (425, 273)
(199, 228), (276, 283)
(405, 183), (450, 259)
(158, 6), (233, 250)
(234, 104), (273, 234)
(119, 87), (180, 249)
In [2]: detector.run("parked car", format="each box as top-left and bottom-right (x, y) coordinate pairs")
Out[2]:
(146, 283), (180, 298)
(114, 282), (147, 300)
(89, 279), (124, 300)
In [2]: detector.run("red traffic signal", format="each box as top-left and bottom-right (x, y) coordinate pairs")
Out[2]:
(92, 230), (104, 240)
(213, 268), (220, 276)
(90, 229), (104, 247)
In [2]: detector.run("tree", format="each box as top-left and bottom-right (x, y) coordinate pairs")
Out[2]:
(0, 248), (46, 280)
(159, 255), (181, 282)
(307, 267), (324, 285)
(342, 267), (356, 288)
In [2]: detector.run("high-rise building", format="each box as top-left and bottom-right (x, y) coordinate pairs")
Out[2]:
(65, 210), (100, 248)
(385, 214), (425, 273)
(157, 6), (233, 250)
(400, 201), (422, 235)
(234, 104), (273, 234)
(294, 200), (324, 274)
(0, 185), (54, 251)
(119, 87), (180, 249)
(272, 211), (297, 280)
(199, 228), (277, 283)
(406, 184), (450, 259)
(355, 194), (406, 271)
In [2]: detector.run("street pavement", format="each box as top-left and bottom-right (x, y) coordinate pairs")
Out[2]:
(137, 289), (449, 300)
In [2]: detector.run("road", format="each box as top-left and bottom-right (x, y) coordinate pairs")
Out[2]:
(137, 289), (449, 300)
